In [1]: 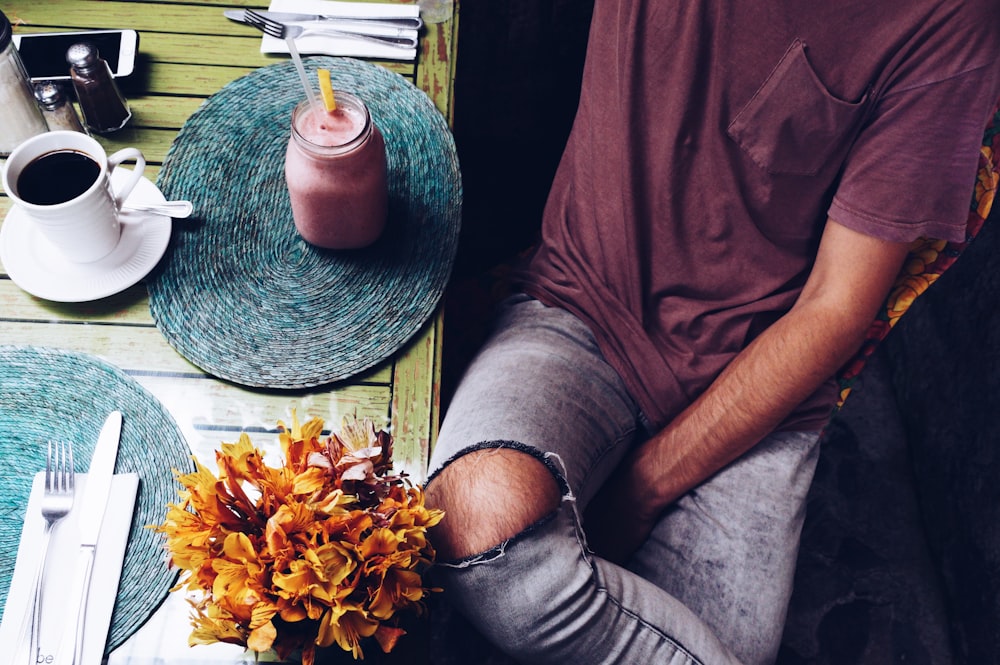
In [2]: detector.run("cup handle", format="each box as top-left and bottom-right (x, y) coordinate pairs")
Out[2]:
(107, 147), (147, 209)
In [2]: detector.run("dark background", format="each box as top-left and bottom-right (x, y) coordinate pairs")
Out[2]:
(439, 1), (1000, 662)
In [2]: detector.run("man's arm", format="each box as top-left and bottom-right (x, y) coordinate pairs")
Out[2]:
(584, 218), (912, 562)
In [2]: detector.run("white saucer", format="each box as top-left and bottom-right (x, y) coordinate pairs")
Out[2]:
(0, 171), (172, 302)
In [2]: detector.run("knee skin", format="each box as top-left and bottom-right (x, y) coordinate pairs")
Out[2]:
(425, 447), (562, 561)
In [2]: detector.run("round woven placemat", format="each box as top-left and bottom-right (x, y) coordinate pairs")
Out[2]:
(0, 346), (193, 652)
(147, 57), (462, 388)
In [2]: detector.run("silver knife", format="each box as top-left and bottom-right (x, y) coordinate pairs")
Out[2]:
(252, 9), (421, 30)
(223, 9), (422, 33)
(61, 411), (122, 665)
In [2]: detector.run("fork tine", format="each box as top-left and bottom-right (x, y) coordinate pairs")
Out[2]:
(244, 9), (286, 38)
(46, 440), (72, 493)
(60, 441), (73, 492)
(255, 22), (284, 38)
(245, 9), (278, 27)
(45, 441), (56, 491)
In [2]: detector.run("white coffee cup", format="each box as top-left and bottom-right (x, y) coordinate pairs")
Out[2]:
(2, 130), (146, 263)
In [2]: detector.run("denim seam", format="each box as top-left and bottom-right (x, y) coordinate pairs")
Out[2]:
(563, 443), (703, 665)
(595, 585), (705, 665)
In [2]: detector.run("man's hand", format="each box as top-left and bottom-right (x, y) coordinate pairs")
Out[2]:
(583, 447), (663, 563)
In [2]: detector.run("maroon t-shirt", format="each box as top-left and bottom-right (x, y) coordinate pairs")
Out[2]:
(519, 0), (1000, 431)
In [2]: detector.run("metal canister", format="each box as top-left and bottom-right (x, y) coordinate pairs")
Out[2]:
(0, 10), (48, 155)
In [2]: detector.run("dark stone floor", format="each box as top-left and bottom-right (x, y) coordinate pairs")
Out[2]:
(777, 350), (955, 665)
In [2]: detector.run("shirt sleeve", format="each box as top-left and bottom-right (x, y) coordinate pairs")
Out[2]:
(830, 62), (1000, 244)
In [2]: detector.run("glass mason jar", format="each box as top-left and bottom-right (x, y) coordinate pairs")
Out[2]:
(284, 92), (388, 249)
(0, 10), (48, 156)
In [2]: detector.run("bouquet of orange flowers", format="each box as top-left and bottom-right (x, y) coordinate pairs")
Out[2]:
(156, 414), (444, 663)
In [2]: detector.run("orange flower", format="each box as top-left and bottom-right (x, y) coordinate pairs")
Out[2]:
(976, 146), (997, 220)
(318, 600), (380, 658)
(887, 273), (938, 322)
(155, 413), (444, 661)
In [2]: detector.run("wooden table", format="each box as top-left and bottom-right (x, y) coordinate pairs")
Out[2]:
(0, 0), (458, 662)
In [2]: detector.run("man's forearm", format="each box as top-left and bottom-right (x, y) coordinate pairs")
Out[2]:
(639, 220), (911, 509)
(584, 221), (910, 562)
(635, 299), (869, 508)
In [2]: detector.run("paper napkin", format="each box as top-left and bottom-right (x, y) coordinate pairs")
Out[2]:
(0, 472), (140, 665)
(261, 0), (421, 61)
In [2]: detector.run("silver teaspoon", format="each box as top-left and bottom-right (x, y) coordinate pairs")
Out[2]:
(123, 200), (193, 218)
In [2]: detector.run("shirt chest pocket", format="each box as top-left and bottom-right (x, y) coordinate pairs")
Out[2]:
(727, 40), (868, 176)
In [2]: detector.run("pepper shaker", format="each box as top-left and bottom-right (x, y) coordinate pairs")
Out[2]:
(34, 81), (86, 133)
(0, 10), (49, 155)
(66, 41), (131, 133)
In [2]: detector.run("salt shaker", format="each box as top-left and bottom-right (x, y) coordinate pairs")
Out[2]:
(34, 81), (86, 133)
(0, 10), (49, 155)
(66, 41), (131, 133)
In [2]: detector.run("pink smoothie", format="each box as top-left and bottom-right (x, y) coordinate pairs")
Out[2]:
(285, 96), (388, 249)
(297, 103), (365, 146)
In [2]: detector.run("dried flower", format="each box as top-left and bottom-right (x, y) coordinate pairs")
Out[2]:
(156, 413), (444, 662)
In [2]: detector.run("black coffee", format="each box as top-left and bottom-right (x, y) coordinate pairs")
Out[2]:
(16, 150), (101, 205)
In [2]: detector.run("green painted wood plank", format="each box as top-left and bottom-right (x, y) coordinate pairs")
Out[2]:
(391, 316), (440, 481)
(5, 2), (269, 35)
(93, 127), (178, 163)
(123, 61), (255, 97)
(126, 96), (205, 129)
(415, 14), (457, 120)
(0, 280), (155, 323)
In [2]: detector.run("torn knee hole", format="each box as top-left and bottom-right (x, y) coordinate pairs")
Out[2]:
(425, 442), (563, 560)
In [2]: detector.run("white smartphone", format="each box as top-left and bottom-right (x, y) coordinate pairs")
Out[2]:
(12, 29), (139, 81)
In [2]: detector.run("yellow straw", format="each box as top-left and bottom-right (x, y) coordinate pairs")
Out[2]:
(318, 69), (337, 112)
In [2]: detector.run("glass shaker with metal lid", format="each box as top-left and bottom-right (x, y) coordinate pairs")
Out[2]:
(0, 9), (48, 155)
(34, 81), (86, 133)
(66, 41), (131, 133)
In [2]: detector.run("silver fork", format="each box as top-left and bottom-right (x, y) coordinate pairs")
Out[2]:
(24, 441), (75, 664)
(243, 8), (417, 49)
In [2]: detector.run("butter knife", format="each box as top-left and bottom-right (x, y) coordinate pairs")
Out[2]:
(62, 411), (122, 665)
(249, 9), (421, 30)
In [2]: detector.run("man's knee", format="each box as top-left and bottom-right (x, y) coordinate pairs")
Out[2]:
(425, 444), (562, 561)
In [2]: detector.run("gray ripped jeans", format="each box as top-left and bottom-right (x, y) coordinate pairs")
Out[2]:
(427, 295), (821, 665)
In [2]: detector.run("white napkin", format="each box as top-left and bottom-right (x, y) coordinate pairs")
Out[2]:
(0, 472), (140, 665)
(261, 0), (420, 61)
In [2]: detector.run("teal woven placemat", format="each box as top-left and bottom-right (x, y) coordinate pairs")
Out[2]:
(147, 57), (462, 389)
(0, 346), (193, 653)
